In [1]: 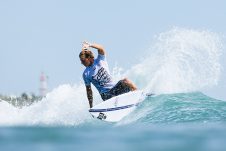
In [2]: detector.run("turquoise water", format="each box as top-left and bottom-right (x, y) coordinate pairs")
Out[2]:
(125, 92), (226, 124)
(1, 92), (226, 151)
(0, 124), (226, 151)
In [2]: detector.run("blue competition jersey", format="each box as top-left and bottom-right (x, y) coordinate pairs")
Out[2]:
(82, 54), (116, 94)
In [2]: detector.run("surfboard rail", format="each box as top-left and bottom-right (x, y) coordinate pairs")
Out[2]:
(89, 103), (139, 113)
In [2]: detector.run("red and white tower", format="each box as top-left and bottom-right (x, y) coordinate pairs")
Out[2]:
(40, 72), (48, 97)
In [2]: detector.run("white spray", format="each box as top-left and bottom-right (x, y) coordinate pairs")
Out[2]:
(125, 27), (222, 94)
(0, 84), (94, 126)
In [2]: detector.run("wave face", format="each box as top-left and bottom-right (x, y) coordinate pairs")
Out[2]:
(0, 27), (224, 127)
(119, 92), (226, 125)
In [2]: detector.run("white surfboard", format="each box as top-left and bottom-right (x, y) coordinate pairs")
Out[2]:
(89, 90), (153, 122)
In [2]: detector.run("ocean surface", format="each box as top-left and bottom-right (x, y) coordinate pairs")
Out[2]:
(0, 28), (225, 151)
(1, 92), (226, 151)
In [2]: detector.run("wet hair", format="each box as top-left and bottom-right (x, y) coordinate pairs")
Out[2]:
(79, 50), (94, 59)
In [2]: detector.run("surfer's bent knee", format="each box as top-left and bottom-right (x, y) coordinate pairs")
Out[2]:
(121, 78), (137, 91)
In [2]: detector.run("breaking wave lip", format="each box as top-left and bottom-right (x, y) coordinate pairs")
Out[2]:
(0, 27), (224, 127)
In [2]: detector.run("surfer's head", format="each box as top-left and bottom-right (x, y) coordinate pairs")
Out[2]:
(79, 50), (94, 67)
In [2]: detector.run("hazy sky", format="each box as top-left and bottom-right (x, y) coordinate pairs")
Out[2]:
(0, 0), (226, 100)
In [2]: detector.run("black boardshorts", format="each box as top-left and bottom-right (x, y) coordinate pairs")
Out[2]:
(100, 80), (131, 101)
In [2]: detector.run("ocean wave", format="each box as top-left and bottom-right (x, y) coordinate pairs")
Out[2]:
(119, 92), (226, 125)
(0, 27), (224, 127)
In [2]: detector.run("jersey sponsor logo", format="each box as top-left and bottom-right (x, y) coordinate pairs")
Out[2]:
(92, 67), (111, 87)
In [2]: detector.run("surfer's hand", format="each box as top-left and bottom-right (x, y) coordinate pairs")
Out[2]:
(82, 41), (91, 50)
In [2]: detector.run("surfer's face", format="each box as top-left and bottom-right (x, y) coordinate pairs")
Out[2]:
(80, 57), (93, 67)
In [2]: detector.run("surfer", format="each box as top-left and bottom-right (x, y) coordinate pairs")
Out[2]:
(79, 41), (137, 108)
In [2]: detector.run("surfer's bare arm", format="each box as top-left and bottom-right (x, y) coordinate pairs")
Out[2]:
(90, 43), (105, 55)
(86, 85), (93, 108)
(83, 41), (105, 55)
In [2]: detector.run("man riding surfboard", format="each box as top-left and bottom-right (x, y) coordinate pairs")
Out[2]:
(79, 41), (137, 108)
